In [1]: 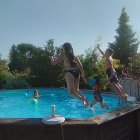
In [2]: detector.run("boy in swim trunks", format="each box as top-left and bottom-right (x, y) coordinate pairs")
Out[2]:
(97, 44), (128, 101)
(90, 76), (108, 109)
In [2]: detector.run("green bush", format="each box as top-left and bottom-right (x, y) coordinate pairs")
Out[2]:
(0, 70), (13, 89)
(3, 79), (30, 89)
(0, 70), (30, 89)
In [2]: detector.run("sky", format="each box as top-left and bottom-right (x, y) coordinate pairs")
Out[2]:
(0, 0), (140, 59)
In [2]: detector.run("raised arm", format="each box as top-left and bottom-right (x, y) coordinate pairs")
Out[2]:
(97, 44), (105, 57)
(49, 53), (63, 65)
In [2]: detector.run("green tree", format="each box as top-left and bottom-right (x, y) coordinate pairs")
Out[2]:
(0, 56), (10, 89)
(0, 55), (8, 68)
(96, 58), (106, 78)
(109, 7), (139, 66)
(9, 43), (38, 72)
(44, 39), (64, 87)
(29, 39), (64, 87)
(132, 53), (140, 67)
(80, 47), (99, 77)
(0, 70), (14, 89)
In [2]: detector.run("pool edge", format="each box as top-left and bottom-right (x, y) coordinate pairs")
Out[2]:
(0, 102), (139, 125)
(0, 103), (140, 140)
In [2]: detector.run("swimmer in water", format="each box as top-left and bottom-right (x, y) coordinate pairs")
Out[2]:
(33, 89), (40, 99)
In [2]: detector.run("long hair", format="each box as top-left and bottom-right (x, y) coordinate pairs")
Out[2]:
(63, 42), (76, 68)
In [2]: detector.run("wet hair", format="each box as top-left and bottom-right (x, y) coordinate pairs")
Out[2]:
(107, 48), (114, 55)
(34, 89), (38, 93)
(63, 42), (76, 68)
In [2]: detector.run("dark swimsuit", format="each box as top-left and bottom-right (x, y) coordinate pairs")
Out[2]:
(93, 84), (103, 102)
(65, 68), (80, 79)
(93, 91), (102, 102)
(106, 68), (119, 83)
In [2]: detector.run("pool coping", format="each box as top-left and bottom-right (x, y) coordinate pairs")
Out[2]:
(0, 102), (140, 126)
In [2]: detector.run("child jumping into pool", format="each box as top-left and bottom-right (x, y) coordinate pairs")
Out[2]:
(49, 42), (88, 107)
(97, 44), (128, 101)
(90, 76), (108, 109)
(82, 74), (108, 109)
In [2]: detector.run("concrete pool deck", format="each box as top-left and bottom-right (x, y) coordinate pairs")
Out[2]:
(0, 102), (140, 140)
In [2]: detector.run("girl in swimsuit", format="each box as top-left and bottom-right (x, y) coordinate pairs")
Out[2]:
(49, 42), (88, 107)
(90, 76), (108, 109)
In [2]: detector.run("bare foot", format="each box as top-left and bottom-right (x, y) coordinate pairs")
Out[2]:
(83, 99), (88, 107)
(121, 96), (127, 103)
(122, 93), (128, 98)
(105, 104), (108, 109)
(90, 106), (94, 111)
(106, 105), (109, 109)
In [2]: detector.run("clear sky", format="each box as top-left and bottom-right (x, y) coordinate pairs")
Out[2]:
(0, 0), (140, 59)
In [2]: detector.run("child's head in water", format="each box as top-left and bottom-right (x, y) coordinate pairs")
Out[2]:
(34, 89), (39, 99)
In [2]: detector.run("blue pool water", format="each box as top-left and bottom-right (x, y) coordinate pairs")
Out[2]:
(0, 88), (124, 118)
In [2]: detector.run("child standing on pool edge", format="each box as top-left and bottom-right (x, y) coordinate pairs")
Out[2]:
(90, 76), (108, 109)
(97, 44), (128, 101)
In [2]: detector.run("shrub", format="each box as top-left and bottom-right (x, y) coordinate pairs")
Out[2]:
(3, 78), (30, 89)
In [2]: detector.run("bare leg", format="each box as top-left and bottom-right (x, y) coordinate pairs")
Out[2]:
(90, 99), (97, 108)
(100, 101), (108, 109)
(77, 90), (88, 107)
(65, 73), (88, 107)
(117, 83), (128, 97)
(117, 83), (128, 102)
(111, 83), (127, 98)
(75, 76), (88, 106)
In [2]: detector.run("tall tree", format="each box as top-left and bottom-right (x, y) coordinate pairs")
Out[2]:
(109, 7), (139, 66)
(0, 55), (8, 68)
(9, 43), (38, 72)
(80, 47), (99, 77)
(29, 39), (64, 87)
(44, 39), (64, 87)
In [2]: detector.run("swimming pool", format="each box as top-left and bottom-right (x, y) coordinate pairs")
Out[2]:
(0, 88), (139, 140)
(0, 88), (124, 118)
